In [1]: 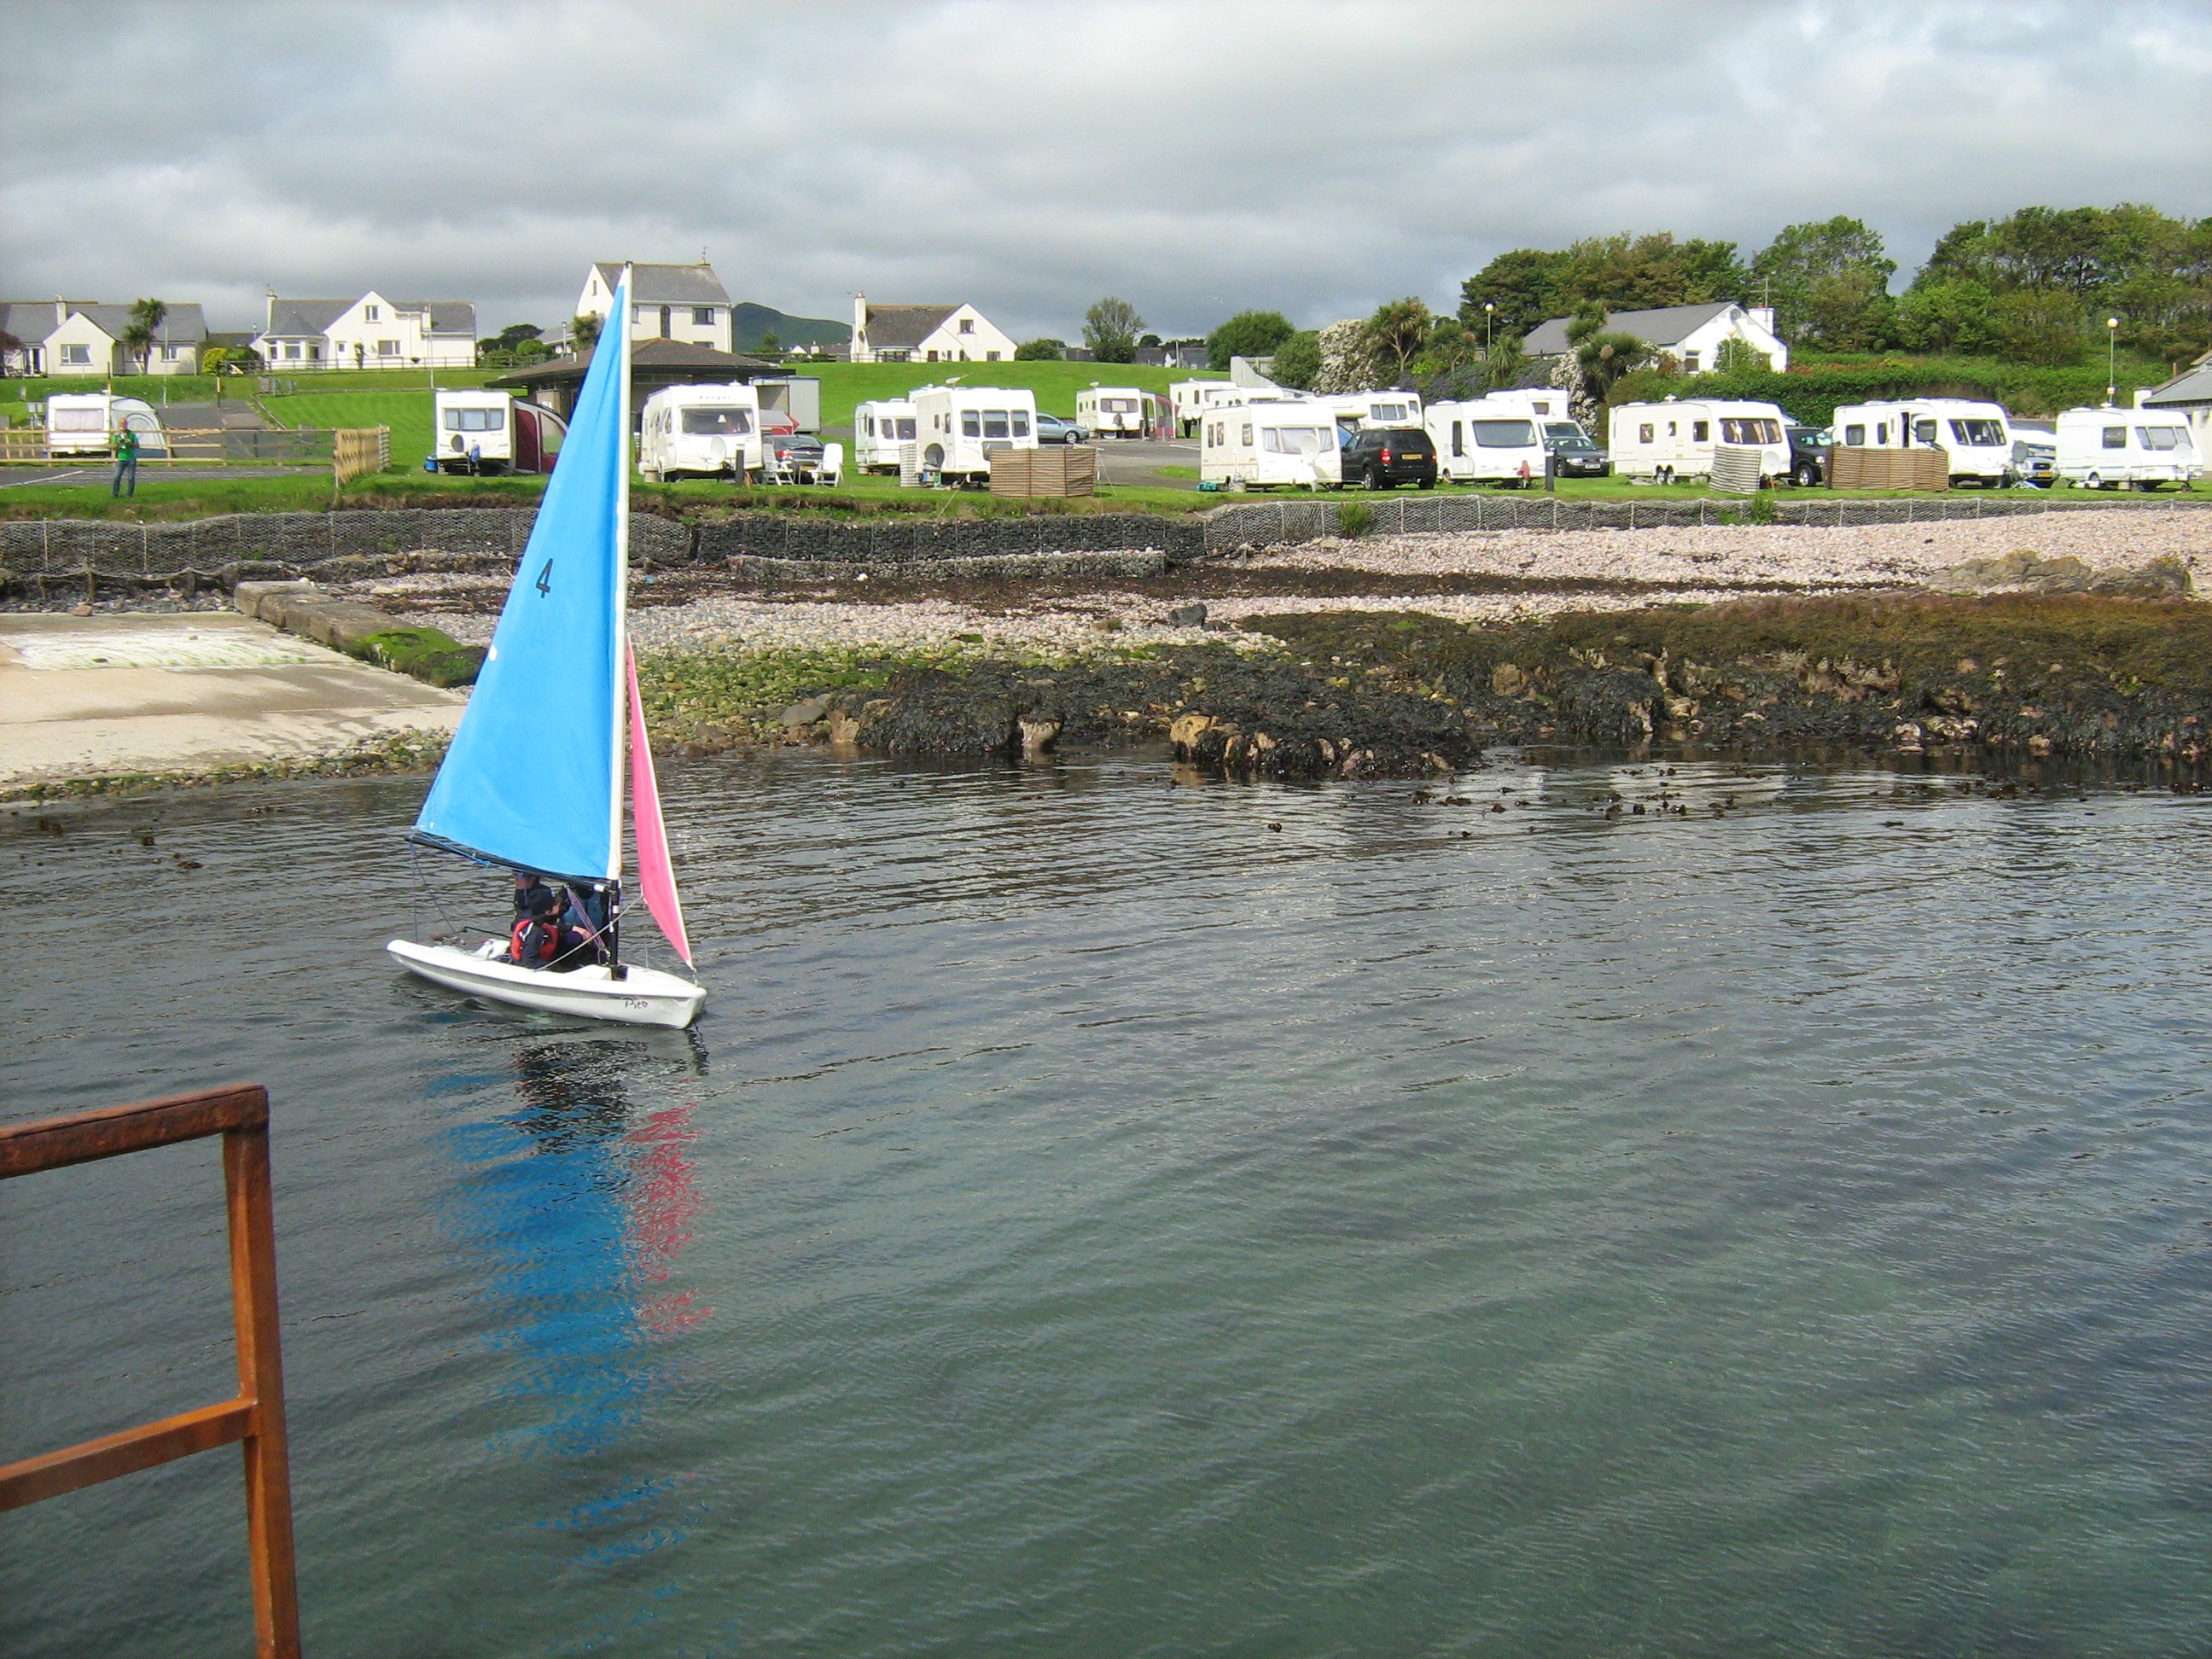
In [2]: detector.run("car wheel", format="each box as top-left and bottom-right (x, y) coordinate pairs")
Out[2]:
(1417, 478), (1435, 490)
(1794, 462), (1818, 487)
(2085, 472), (2102, 490)
(1363, 466), (1385, 491)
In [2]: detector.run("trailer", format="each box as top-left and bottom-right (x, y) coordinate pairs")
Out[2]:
(44, 393), (166, 457)
(637, 382), (762, 481)
(853, 399), (919, 474)
(1312, 390), (1423, 432)
(909, 384), (1039, 484)
(1077, 386), (1168, 439)
(1199, 398), (1342, 491)
(2054, 406), (2200, 490)
(1425, 399), (1549, 485)
(1831, 398), (2014, 486)
(430, 389), (517, 474)
(1170, 379), (1237, 436)
(1607, 398), (1790, 484)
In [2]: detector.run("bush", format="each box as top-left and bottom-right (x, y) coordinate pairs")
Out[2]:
(1206, 310), (1296, 371)
(1271, 330), (1321, 390)
(1336, 500), (1374, 539)
(1014, 338), (1065, 361)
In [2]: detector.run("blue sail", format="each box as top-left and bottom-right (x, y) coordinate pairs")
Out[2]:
(414, 279), (630, 883)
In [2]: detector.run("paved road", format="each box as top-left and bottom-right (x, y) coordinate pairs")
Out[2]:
(0, 463), (326, 488)
(0, 611), (463, 785)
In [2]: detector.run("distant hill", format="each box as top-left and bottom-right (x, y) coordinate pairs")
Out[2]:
(732, 302), (848, 352)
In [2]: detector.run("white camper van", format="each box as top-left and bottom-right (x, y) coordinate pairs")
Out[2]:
(1830, 399), (2014, 486)
(853, 399), (919, 474)
(1425, 399), (1550, 485)
(1077, 386), (1166, 439)
(1200, 398), (1342, 491)
(909, 384), (1039, 483)
(2054, 406), (2201, 490)
(637, 383), (762, 481)
(44, 393), (166, 458)
(431, 390), (515, 474)
(1171, 379), (1237, 435)
(1476, 388), (1577, 423)
(1313, 391), (1423, 431)
(1607, 399), (1790, 484)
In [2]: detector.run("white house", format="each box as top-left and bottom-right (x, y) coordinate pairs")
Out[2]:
(253, 291), (477, 369)
(1522, 301), (1789, 375)
(848, 295), (1017, 364)
(2139, 352), (2212, 459)
(0, 300), (209, 375)
(575, 263), (735, 355)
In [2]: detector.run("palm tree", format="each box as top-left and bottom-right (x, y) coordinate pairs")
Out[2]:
(121, 298), (168, 374)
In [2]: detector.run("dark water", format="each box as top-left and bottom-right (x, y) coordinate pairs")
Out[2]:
(3, 751), (2210, 1657)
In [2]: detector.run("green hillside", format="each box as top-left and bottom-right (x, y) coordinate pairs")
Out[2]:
(732, 302), (848, 352)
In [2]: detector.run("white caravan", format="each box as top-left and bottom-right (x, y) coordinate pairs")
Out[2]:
(909, 384), (1039, 483)
(1171, 379), (1237, 435)
(1426, 399), (1549, 484)
(853, 399), (919, 473)
(1607, 398), (1790, 484)
(1077, 386), (1161, 439)
(432, 389), (515, 473)
(1200, 398), (1342, 491)
(1476, 387), (1577, 423)
(637, 383), (761, 481)
(2054, 407), (2201, 490)
(44, 393), (166, 457)
(1313, 390), (1423, 431)
(1830, 399), (2014, 486)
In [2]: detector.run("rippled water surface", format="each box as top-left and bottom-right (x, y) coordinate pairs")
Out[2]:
(4, 750), (2210, 1656)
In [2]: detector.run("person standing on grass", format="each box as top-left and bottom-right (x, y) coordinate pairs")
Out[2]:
(109, 421), (140, 498)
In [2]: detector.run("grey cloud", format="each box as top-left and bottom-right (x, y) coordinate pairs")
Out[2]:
(3, 0), (2206, 336)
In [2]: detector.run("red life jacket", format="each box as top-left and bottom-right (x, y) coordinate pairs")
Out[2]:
(511, 917), (559, 965)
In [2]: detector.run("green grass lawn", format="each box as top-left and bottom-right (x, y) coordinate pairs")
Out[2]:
(263, 390), (439, 465)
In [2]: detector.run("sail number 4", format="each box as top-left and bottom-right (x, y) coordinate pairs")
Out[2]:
(535, 559), (554, 596)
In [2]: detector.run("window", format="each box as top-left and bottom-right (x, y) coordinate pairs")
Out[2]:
(443, 406), (503, 431)
(1545, 422), (1582, 441)
(1912, 419), (1938, 445)
(987, 351), (1000, 361)
(1452, 421), (1464, 457)
(961, 410), (981, 437)
(1638, 423), (1654, 444)
(51, 408), (103, 430)
(1666, 422), (1678, 438)
(377, 339), (399, 357)
(1720, 418), (1782, 445)
(863, 415), (874, 436)
(1372, 403), (1407, 421)
(1241, 423), (1254, 446)
(1471, 419), (1536, 448)
(1683, 352), (1700, 373)
(1260, 426), (1330, 455)
(364, 305), (379, 321)
(1692, 421), (1710, 442)
(895, 417), (916, 440)
(680, 408), (752, 435)
(60, 343), (91, 364)
(982, 410), (1010, 438)
(1875, 423), (1888, 444)
(1950, 419), (2005, 445)
(2102, 427), (2128, 449)
(959, 318), (974, 335)
(308, 344), (322, 360)
(1103, 398), (1138, 414)
(1010, 410), (1029, 436)
(693, 306), (716, 325)
(927, 350), (940, 364)
(634, 305), (648, 323)
(161, 345), (178, 361)
(284, 343), (301, 360)
(2139, 428), (2186, 451)
(1531, 400), (1554, 416)
(1843, 424), (1866, 445)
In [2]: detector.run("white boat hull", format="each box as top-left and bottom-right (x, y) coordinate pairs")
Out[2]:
(387, 939), (705, 1029)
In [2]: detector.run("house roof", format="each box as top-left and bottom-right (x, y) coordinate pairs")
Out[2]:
(591, 263), (732, 306)
(1523, 301), (1738, 358)
(863, 304), (959, 353)
(20, 301), (210, 344)
(262, 296), (475, 338)
(2142, 364), (2212, 408)
(485, 336), (783, 388)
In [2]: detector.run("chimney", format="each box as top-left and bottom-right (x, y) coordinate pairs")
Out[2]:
(853, 292), (868, 361)
(1748, 305), (1776, 335)
(55, 296), (66, 328)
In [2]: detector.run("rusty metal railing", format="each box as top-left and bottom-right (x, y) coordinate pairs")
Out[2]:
(0, 1084), (302, 1658)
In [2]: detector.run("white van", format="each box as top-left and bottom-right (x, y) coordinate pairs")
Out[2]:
(1313, 390), (1423, 431)
(1426, 399), (1549, 485)
(909, 384), (1039, 483)
(1607, 399), (1790, 484)
(2055, 406), (2201, 490)
(853, 399), (919, 473)
(432, 390), (515, 474)
(1831, 399), (2014, 486)
(44, 393), (166, 458)
(1200, 398), (1342, 491)
(1170, 379), (1236, 435)
(637, 383), (761, 481)
(1077, 386), (1161, 439)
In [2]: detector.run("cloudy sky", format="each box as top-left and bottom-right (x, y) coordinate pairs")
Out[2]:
(4, 1), (2209, 338)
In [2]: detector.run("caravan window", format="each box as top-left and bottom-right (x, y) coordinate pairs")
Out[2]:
(982, 410), (1010, 438)
(1875, 423), (1889, 444)
(1638, 423), (1655, 444)
(443, 407), (502, 431)
(1260, 426), (1330, 456)
(1843, 424), (1866, 445)
(1242, 423), (1254, 445)
(1371, 403), (1408, 422)
(1720, 418), (1781, 444)
(961, 410), (981, 437)
(51, 408), (104, 431)
(1102, 398), (1138, 414)
(1692, 422), (1710, 442)
(681, 408), (751, 435)
(1010, 410), (1029, 437)
(1452, 422), (1464, 457)
(1912, 419), (1938, 445)
(1471, 420), (1536, 448)
(1950, 419), (2005, 445)
(895, 417), (916, 439)
(2139, 427), (2185, 451)
(2102, 427), (2128, 449)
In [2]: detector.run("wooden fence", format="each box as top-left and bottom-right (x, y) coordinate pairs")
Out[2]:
(334, 426), (393, 488)
(0, 1084), (302, 1657)
(990, 445), (1099, 498)
(1829, 446), (1950, 492)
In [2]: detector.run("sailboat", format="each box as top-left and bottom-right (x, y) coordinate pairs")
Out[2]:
(387, 271), (706, 1030)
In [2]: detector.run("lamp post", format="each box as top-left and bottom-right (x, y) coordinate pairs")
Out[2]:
(2105, 317), (2118, 405)
(1483, 301), (1495, 359)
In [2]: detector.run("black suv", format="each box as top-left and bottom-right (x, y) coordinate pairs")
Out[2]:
(1783, 423), (1830, 486)
(1340, 427), (1437, 489)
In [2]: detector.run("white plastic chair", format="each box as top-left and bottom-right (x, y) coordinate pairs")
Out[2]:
(818, 442), (843, 486)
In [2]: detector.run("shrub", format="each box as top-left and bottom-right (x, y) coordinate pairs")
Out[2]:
(1336, 500), (1374, 539)
(1015, 338), (1065, 361)
(1271, 330), (1322, 390)
(1206, 310), (1296, 371)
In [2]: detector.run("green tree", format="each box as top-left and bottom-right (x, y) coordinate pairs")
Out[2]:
(1367, 296), (1435, 383)
(1560, 233), (1747, 311)
(487, 323), (543, 352)
(1891, 276), (2000, 355)
(1083, 297), (1144, 364)
(1458, 248), (1569, 339)
(1575, 329), (1652, 403)
(1014, 337), (1065, 360)
(1205, 309), (1296, 370)
(572, 313), (602, 352)
(1269, 329), (1321, 390)
(1749, 217), (1895, 349)
(1992, 290), (2086, 366)
(120, 298), (167, 373)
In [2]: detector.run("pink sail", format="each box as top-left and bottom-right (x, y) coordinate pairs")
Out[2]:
(626, 644), (693, 966)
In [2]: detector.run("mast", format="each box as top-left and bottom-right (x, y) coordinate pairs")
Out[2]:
(608, 265), (632, 887)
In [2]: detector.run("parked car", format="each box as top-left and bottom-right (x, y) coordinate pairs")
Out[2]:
(1783, 423), (1830, 486)
(1035, 412), (1088, 445)
(2010, 431), (2057, 487)
(1340, 426), (1437, 489)
(765, 433), (826, 482)
(1542, 420), (1610, 477)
